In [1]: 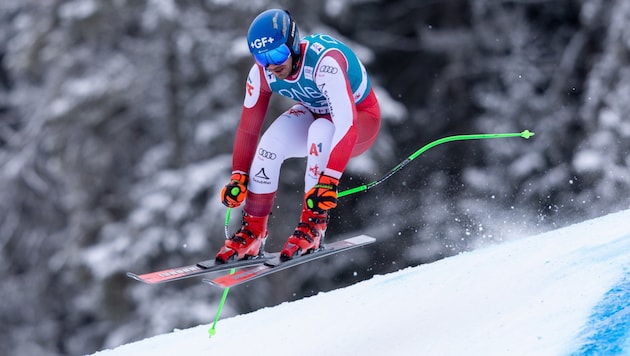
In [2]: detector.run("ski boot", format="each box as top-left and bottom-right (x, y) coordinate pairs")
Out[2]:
(215, 212), (268, 263)
(280, 208), (329, 261)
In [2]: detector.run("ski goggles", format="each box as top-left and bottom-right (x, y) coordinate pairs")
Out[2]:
(253, 44), (291, 67)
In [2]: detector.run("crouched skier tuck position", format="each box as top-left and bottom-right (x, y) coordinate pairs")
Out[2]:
(215, 9), (381, 263)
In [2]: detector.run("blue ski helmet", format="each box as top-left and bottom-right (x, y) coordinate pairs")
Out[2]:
(247, 9), (300, 67)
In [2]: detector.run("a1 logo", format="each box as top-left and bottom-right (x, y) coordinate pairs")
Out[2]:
(309, 142), (322, 156)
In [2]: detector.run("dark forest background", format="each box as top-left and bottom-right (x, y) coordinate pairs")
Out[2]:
(1, 1), (629, 355)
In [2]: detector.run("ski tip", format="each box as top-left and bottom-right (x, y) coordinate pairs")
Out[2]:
(127, 271), (161, 284)
(126, 272), (143, 282)
(202, 278), (223, 288)
(346, 234), (376, 245)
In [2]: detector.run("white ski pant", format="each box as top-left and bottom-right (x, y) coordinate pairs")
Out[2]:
(248, 104), (333, 195)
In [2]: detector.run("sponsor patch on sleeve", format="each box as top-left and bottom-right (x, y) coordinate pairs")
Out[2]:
(243, 66), (260, 108)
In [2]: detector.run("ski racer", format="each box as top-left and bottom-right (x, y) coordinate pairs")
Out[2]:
(215, 9), (381, 262)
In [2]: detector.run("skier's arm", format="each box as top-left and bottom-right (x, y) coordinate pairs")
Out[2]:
(232, 64), (272, 174)
(314, 52), (358, 179)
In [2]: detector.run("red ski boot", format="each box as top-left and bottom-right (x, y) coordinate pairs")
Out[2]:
(215, 212), (268, 263)
(280, 208), (329, 261)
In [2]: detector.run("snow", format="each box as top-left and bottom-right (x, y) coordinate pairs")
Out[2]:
(90, 209), (630, 356)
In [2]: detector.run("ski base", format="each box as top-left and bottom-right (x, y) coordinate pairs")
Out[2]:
(203, 234), (376, 288)
(127, 254), (275, 284)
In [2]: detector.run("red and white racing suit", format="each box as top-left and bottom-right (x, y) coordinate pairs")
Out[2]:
(231, 37), (380, 216)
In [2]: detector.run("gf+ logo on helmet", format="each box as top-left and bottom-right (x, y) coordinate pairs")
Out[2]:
(251, 37), (275, 49)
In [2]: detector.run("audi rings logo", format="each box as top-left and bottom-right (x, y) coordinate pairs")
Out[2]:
(319, 65), (338, 74)
(258, 148), (277, 160)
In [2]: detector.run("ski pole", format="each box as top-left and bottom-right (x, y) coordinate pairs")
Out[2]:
(208, 268), (233, 337)
(338, 130), (534, 198)
(209, 129), (534, 336)
(208, 209), (237, 338)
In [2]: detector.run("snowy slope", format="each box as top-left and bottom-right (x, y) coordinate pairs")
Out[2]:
(91, 209), (630, 356)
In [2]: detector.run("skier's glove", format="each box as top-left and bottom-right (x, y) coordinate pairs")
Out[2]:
(305, 174), (339, 213)
(221, 172), (248, 208)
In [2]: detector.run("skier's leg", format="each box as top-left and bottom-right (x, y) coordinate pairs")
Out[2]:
(304, 118), (335, 191)
(280, 117), (335, 260)
(247, 104), (314, 200)
(281, 89), (380, 260)
(351, 88), (381, 157)
(217, 105), (315, 262)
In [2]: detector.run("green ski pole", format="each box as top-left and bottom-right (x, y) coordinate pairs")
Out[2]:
(209, 129), (534, 337)
(208, 208), (236, 338)
(208, 268), (233, 337)
(338, 130), (534, 198)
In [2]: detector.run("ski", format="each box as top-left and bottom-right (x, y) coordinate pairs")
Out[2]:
(127, 254), (276, 284)
(203, 234), (376, 288)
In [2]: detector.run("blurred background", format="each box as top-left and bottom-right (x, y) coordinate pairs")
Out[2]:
(1, 0), (629, 355)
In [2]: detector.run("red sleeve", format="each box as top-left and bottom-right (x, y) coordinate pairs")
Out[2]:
(232, 65), (272, 173)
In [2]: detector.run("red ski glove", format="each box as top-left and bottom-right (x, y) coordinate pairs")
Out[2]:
(305, 174), (339, 213)
(221, 173), (248, 208)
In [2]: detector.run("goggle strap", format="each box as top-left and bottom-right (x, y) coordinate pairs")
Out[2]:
(285, 11), (296, 55)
